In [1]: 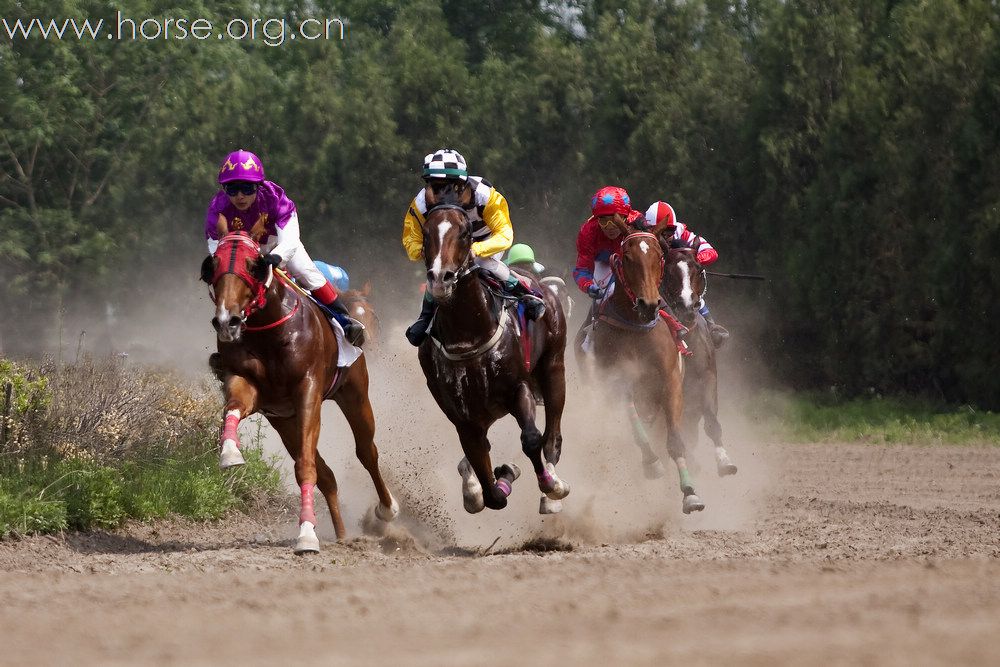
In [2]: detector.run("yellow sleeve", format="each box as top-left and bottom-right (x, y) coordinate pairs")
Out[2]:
(401, 198), (425, 261)
(471, 188), (514, 258)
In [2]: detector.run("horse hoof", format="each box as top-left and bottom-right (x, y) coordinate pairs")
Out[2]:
(643, 459), (666, 480)
(682, 494), (705, 514)
(374, 495), (400, 522)
(717, 462), (738, 477)
(545, 479), (570, 501)
(294, 521), (320, 554)
(219, 440), (245, 469)
(539, 497), (563, 514)
(458, 458), (485, 514)
(495, 463), (521, 482)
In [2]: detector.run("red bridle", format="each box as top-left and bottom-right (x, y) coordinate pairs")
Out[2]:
(211, 233), (269, 321)
(610, 232), (665, 306)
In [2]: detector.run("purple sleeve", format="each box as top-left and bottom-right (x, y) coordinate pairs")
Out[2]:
(260, 181), (297, 229)
(204, 191), (228, 240)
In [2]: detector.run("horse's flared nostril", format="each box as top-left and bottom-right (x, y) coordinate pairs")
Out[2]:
(426, 270), (435, 282)
(211, 318), (221, 332)
(443, 270), (456, 283)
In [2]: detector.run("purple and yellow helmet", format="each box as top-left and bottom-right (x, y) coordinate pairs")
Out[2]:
(218, 150), (265, 184)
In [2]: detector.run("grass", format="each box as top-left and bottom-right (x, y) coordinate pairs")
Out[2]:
(0, 358), (284, 538)
(751, 391), (1000, 445)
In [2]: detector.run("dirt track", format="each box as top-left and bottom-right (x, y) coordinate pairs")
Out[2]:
(2, 441), (999, 666)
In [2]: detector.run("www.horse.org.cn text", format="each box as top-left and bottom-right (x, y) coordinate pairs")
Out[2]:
(1, 12), (346, 46)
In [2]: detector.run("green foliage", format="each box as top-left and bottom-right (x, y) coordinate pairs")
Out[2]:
(2, 0), (1000, 408)
(0, 360), (50, 416)
(754, 391), (1000, 446)
(0, 441), (282, 538)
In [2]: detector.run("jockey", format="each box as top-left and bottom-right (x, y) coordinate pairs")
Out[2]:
(401, 148), (545, 346)
(644, 201), (730, 346)
(505, 243), (546, 277)
(573, 185), (647, 300)
(204, 149), (363, 343)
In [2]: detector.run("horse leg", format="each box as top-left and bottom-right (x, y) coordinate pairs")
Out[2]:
(456, 423), (516, 512)
(334, 365), (399, 523)
(628, 391), (666, 480)
(662, 364), (704, 514)
(702, 369), (736, 476)
(536, 354), (571, 513)
(271, 392), (327, 553)
(218, 375), (258, 469)
(510, 382), (568, 516)
(314, 452), (346, 539)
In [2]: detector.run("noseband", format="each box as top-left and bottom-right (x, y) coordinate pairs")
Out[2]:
(610, 232), (665, 307)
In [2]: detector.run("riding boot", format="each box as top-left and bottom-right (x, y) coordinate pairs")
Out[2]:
(505, 275), (546, 320)
(700, 306), (730, 348)
(405, 293), (436, 347)
(321, 297), (367, 347)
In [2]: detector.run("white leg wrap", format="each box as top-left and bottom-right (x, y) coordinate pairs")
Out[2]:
(294, 521), (320, 554)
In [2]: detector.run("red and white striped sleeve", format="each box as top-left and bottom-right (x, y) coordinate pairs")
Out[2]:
(672, 223), (718, 265)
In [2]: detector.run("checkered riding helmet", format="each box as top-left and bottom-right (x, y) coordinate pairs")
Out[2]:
(590, 186), (632, 217)
(645, 201), (677, 229)
(422, 148), (468, 182)
(218, 149), (265, 184)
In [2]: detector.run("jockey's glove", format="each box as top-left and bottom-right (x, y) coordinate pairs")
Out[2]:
(261, 253), (282, 268)
(587, 284), (605, 300)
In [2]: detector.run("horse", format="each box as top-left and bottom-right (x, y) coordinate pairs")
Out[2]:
(339, 281), (381, 352)
(416, 190), (571, 515)
(201, 233), (399, 553)
(589, 224), (705, 514)
(660, 246), (737, 477)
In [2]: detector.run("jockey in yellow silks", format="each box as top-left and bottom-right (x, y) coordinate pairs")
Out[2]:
(401, 148), (545, 346)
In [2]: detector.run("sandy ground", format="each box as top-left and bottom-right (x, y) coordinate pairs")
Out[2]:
(3, 322), (999, 665)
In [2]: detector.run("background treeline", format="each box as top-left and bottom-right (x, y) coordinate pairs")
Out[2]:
(2, 0), (999, 407)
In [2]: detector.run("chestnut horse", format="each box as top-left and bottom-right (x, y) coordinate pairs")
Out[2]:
(417, 197), (570, 515)
(661, 246), (737, 477)
(340, 282), (381, 352)
(590, 226), (705, 514)
(201, 233), (398, 553)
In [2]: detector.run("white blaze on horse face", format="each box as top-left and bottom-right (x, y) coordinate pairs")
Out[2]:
(431, 221), (453, 280)
(678, 261), (694, 308)
(639, 240), (650, 254)
(355, 307), (366, 317)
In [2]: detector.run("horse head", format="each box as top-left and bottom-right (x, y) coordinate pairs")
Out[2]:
(201, 233), (272, 342)
(422, 189), (474, 302)
(612, 231), (664, 322)
(662, 246), (707, 326)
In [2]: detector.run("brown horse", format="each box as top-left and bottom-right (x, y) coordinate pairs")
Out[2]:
(201, 233), (398, 553)
(339, 282), (381, 352)
(416, 198), (570, 515)
(661, 246), (737, 477)
(590, 226), (705, 514)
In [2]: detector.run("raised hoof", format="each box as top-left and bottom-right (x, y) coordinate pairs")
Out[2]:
(682, 494), (706, 514)
(374, 495), (400, 522)
(539, 496), (563, 514)
(643, 458), (666, 480)
(219, 440), (245, 469)
(293, 521), (320, 554)
(717, 462), (738, 477)
(494, 463), (522, 482)
(458, 458), (485, 514)
(540, 463), (570, 500)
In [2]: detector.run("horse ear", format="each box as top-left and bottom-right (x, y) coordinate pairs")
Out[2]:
(200, 255), (217, 283)
(250, 257), (269, 282)
(361, 281), (372, 297)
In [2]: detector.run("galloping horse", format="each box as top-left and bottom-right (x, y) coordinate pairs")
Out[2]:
(590, 224), (705, 514)
(661, 246), (737, 477)
(339, 282), (381, 352)
(201, 233), (398, 553)
(416, 190), (570, 515)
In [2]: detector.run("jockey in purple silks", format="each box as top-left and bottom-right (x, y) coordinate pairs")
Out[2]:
(204, 150), (363, 344)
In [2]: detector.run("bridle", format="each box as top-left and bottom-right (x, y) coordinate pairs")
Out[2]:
(610, 232), (665, 307)
(210, 233), (298, 331)
(426, 203), (477, 281)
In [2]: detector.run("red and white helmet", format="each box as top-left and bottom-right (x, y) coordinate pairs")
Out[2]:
(645, 201), (677, 229)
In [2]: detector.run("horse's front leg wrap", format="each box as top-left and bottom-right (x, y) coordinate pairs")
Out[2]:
(299, 482), (317, 525)
(218, 409), (246, 469)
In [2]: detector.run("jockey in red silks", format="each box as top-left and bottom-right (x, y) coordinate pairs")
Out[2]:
(573, 185), (647, 300)
(204, 150), (363, 343)
(644, 200), (729, 346)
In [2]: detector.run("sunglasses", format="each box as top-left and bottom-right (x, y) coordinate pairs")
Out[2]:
(224, 182), (259, 196)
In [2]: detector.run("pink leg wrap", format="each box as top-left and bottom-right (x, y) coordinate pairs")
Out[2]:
(495, 479), (512, 498)
(299, 483), (317, 525)
(222, 413), (240, 447)
(537, 469), (556, 492)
